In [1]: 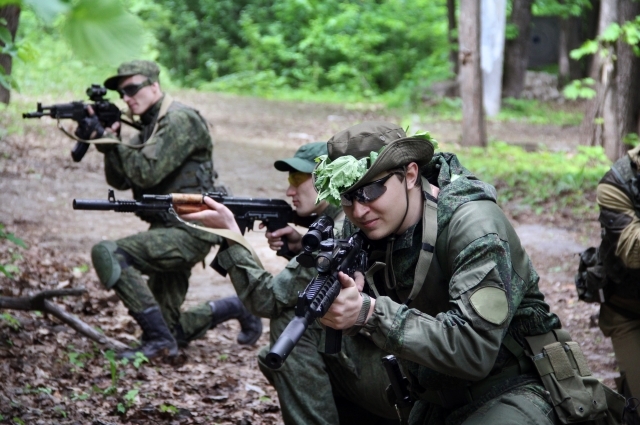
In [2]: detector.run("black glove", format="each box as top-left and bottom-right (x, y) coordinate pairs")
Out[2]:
(75, 114), (105, 140)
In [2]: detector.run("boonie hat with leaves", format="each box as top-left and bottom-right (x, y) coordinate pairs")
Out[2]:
(104, 60), (160, 90)
(313, 121), (436, 206)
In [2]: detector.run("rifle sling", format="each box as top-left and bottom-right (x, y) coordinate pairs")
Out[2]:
(404, 176), (438, 306)
(172, 210), (265, 269)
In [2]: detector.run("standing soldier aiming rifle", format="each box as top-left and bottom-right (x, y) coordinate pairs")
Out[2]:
(76, 60), (261, 360)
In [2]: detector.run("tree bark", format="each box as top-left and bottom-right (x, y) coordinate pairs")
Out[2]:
(459, 0), (487, 147)
(580, 0), (618, 160)
(0, 5), (20, 105)
(447, 0), (459, 75)
(0, 288), (128, 350)
(616, 0), (640, 156)
(502, 0), (533, 98)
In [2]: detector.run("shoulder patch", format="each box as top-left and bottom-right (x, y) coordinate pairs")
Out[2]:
(469, 286), (508, 325)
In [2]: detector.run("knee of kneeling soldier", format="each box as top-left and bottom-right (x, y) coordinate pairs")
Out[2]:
(91, 241), (133, 289)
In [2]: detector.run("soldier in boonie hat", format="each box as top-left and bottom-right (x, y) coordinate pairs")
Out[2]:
(103, 59), (160, 90)
(315, 121), (580, 425)
(313, 120), (435, 211)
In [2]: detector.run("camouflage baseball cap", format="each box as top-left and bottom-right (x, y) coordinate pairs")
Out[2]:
(274, 141), (327, 173)
(103, 60), (160, 90)
(319, 121), (434, 194)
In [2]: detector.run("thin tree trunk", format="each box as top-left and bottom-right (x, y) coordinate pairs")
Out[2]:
(616, 0), (640, 156)
(558, 18), (571, 89)
(459, 0), (486, 146)
(580, 0), (617, 158)
(0, 5), (20, 105)
(447, 0), (459, 75)
(502, 0), (533, 98)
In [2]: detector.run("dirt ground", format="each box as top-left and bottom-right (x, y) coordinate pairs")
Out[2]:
(0, 90), (616, 424)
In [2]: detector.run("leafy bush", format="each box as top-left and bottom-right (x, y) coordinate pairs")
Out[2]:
(149, 0), (451, 97)
(455, 142), (610, 213)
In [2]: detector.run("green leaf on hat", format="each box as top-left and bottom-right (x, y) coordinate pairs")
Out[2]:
(313, 150), (379, 207)
(412, 131), (439, 150)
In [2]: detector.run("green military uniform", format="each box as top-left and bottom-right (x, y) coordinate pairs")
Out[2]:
(214, 204), (398, 424)
(592, 146), (640, 412)
(95, 94), (224, 341)
(347, 152), (562, 425)
(88, 60), (261, 352)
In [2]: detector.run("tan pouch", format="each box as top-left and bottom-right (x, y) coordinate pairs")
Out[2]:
(526, 330), (625, 424)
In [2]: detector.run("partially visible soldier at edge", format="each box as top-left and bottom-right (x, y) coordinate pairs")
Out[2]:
(316, 121), (624, 425)
(576, 145), (640, 424)
(180, 142), (399, 425)
(75, 60), (262, 360)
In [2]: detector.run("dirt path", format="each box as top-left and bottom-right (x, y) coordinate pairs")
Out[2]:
(0, 90), (618, 422)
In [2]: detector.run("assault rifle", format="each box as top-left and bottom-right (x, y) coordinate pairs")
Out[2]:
(73, 189), (315, 258)
(265, 216), (368, 369)
(23, 84), (142, 163)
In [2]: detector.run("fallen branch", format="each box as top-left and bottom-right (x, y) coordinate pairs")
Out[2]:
(0, 287), (128, 350)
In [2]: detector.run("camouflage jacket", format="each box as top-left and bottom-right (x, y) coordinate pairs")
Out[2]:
(352, 153), (561, 396)
(102, 95), (217, 232)
(214, 205), (344, 318)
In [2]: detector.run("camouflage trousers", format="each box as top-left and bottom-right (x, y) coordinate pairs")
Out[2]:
(257, 308), (398, 425)
(111, 224), (220, 343)
(409, 382), (559, 425)
(599, 302), (640, 401)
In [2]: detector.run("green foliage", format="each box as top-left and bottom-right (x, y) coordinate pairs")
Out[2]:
(159, 403), (179, 415)
(455, 142), (611, 213)
(0, 223), (27, 278)
(562, 78), (596, 100)
(411, 97), (583, 126)
(117, 389), (139, 414)
(623, 133), (640, 148)
(0, 313), (21, 331)
(150, 0), (450, 97)
(532, 0), (591, 19)
(61, 0), (145, 64)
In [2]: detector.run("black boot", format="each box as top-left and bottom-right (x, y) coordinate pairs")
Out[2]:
(118, 306), (179, 360)
(209, 297), (263, 345)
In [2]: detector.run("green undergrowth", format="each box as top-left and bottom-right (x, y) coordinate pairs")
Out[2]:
(453, 142), (611, 215)
(406, 97), (584, 127)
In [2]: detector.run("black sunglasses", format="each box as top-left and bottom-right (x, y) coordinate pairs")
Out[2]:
(117, 79), (152, 98)
(340, 172), (400, 207)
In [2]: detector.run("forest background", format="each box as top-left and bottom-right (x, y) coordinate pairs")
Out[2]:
(0, 0), (638, 423)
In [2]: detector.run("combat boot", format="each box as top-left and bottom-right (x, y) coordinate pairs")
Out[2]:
(118, 306), (179, 360)
(209, 297), (263, 345)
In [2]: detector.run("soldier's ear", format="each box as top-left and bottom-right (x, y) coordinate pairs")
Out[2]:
(405, 162), (420, 190)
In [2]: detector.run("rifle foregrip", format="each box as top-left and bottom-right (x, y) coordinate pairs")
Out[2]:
(170, 194), (207, 215)
(265, 316), (309, 369)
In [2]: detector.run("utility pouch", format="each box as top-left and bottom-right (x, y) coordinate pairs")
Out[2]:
(525, 330), (625, 424)
(574, 247), (609, 303)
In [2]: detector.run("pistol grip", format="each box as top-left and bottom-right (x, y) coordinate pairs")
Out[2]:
(276, 235), (293, 258)
(71, 141), (90, 162)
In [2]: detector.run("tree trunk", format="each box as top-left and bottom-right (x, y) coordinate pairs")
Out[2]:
(447, 0), (459, 75)
(0, 5), (20, 105)
(580, 0), (618, 159)
(502, 0), (533, 98)
(459, 0), (486, 147)
(616, 0), (640, 156)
